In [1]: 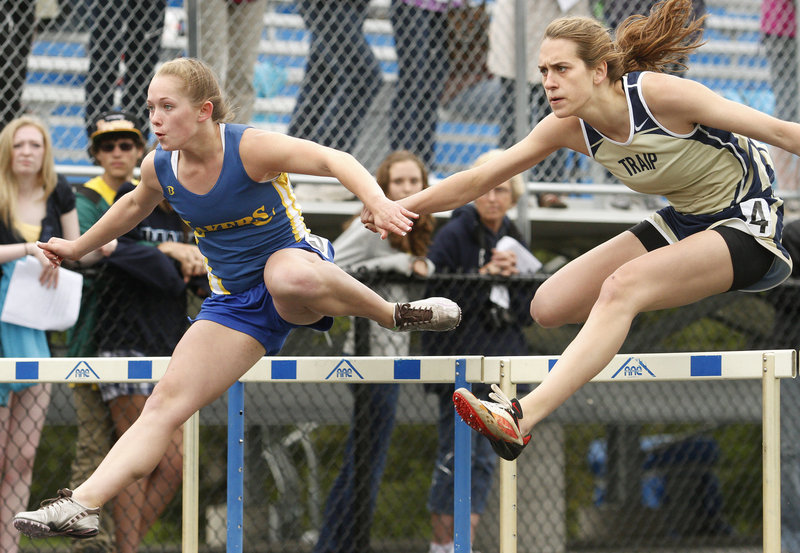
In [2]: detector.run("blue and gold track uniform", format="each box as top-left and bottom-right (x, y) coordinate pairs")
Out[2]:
(580, 71), (792, 291)
(153, 123), (334, 352)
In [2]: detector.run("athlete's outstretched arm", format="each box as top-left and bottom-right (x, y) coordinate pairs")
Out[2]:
(38, 153), (165, 266)
(644, 72), (800, 155)
(240, 129), (417, 238)
(397, 114), (583, 217)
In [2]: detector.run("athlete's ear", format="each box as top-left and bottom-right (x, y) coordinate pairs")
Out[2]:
(197, 100), (214, 123)
(593, 61), (608, 85)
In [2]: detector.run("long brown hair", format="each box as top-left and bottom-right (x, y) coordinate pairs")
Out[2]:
(377, 151), (435, 256)
(544, 0), (706, 83)
(345, 150), (435, 256)
(0, 116), (58, 230)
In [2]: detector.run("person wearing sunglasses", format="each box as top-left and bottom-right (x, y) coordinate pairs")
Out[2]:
(68, 110), (204, 553)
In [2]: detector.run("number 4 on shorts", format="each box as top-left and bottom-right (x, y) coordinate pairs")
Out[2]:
(741, 198), (771, 236)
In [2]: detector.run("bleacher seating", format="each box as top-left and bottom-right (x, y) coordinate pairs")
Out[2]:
(25, 0), (771, 178)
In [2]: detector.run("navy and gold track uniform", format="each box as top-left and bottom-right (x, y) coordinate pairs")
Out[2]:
(580, 71), (792, 291)
(153, 123), (333, 352)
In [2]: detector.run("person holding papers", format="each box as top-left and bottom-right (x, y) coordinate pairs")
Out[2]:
(0, 116), (79, 553)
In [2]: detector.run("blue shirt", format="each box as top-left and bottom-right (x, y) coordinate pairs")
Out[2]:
(153, 124), (309, 294)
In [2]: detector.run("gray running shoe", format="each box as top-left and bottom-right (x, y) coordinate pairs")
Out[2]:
(393, 297), (461, 331)
(14, 489), (100, 539)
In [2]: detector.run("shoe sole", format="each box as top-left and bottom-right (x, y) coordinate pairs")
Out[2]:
(14, 518), (99, 539)
(453, 389), (523, 445)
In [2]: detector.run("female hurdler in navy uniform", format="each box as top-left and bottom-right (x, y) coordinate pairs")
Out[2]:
(13, 57), (460, 539)
(365, 0), (797, 460)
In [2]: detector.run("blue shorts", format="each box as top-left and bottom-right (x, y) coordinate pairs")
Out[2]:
(194, 239), (335, 354)
(195, 282), (334, 354)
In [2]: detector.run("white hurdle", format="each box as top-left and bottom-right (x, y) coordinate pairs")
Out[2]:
(0, 350), (795, 552)
(483, 350), (797, 553)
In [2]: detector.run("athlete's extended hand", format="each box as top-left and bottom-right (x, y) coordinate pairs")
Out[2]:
(36, 238), (79, 269)
(361, 197), (418, 239)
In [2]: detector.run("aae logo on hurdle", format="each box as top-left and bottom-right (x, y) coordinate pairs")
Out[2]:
(611, 357), (655, 378)
(325, 360), (364, 380)
(65, 360), (101, 380)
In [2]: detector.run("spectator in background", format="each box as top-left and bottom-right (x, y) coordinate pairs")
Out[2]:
(0, 2), (36, 130)
(421, 150), (536, 553)
(0, 116), (80, 553)
(198, 0), (267, 124)
(288, 1), (382, 152)
(389, 0), (450, 168)
(314, 150), (436, 553)
(69, 111), (199, 553)
(84, 1), (167, 133)
(761, 0), (798, 212)
(489, 0), (590, 208)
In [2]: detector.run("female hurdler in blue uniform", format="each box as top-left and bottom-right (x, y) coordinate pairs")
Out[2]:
(366, 0), (799, 461)
(14, 57), (460, 539)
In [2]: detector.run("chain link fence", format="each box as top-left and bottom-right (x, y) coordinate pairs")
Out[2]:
(3, 0), (800, 552)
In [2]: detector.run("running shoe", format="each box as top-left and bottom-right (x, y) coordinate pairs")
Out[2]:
(453, 384), (532, 461)
(393, 297), (461, 331)
(14, 489), (100, 539)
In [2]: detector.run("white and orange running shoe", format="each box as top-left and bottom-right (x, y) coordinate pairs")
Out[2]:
(453, 384), (532, 461)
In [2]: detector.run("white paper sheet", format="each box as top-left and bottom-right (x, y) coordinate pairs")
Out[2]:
(495, 236), (543, 275)
(1, 255), (83, 331)
(489, 237), (543, 309)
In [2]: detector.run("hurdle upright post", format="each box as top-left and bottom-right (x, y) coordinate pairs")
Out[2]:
(182, 412), (200, 553)
(227, 381), (245, 552)
(762, 352), (781, 552)
(497, 359), (518, 553)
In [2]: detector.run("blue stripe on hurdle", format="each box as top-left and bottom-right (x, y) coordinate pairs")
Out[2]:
(272, 359), (297, 380)
(394, 359), (420, 380)
(128, 360), (152, 379)
(690, 355), (722, 377)
(548, 359), (558, 371)
(15, 361), (38, 380)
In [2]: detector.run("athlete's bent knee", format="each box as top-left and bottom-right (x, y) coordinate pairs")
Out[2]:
(530, 290), (571, 328)
(268, 263), (324, 304)
(593, 268), (640, 313)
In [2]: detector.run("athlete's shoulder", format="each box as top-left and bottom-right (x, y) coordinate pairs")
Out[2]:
(139, 150), (163, 193)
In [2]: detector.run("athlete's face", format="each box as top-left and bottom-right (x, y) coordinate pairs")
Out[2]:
(538, 38), (596, 117)
(147, 75), (198, 150)
(386, 160), (424, 201)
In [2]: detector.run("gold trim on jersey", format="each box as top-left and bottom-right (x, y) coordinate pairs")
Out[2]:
(272, 172), (309, 241)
